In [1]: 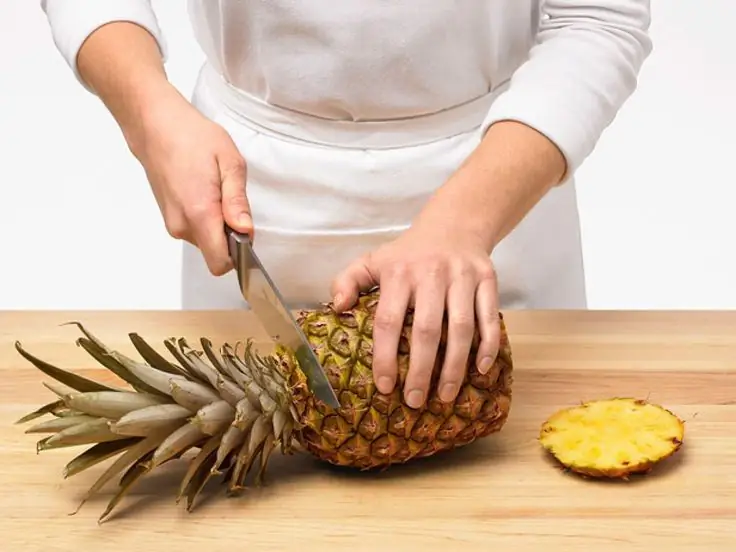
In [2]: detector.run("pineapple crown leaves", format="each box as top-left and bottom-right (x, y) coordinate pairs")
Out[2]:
(14, 321), (306, 523)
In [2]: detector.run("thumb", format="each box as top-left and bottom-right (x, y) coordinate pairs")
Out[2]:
(330, 254), (377, 312)
(219, 153), (253, 237)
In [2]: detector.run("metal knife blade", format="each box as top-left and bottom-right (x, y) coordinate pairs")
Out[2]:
(225, 225), (340, 408)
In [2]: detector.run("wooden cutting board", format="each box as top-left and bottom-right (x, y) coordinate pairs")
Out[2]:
(0, 310), (734, 551)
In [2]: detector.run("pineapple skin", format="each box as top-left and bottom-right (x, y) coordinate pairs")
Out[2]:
(539, 398), (685, 479)
(285, 290), (514, 469)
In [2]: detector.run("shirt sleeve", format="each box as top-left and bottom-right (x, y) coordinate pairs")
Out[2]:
(480, 0), (652, 180)
(40, 0), (167, 91)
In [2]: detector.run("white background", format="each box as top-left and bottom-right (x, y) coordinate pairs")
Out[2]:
(0, 1), (734, 310)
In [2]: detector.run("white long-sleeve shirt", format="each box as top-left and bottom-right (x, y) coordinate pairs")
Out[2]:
(40, 0), (651, 178)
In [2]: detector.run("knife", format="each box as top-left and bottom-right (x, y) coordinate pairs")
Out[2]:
(225, 224), (340, 408)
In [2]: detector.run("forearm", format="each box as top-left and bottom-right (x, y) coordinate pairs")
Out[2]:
(417, 120), (566, 252)
(418, 0), (651, 253)
(76, 22), (179, 147)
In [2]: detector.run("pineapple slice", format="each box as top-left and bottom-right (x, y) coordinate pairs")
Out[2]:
(539, 398), (684, 478)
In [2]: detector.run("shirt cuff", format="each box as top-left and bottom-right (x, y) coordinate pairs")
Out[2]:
(41, 0), (167, 91)
(480, 1), (652, 180)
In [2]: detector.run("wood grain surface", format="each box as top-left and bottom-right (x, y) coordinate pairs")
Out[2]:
(0, 310), (734, 551)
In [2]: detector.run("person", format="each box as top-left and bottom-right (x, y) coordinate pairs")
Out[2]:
(40, 1), (652, 409)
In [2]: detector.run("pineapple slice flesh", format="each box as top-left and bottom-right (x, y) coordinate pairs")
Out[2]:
(539, 398), (684, 478)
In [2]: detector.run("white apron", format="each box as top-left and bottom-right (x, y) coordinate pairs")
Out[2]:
(181, 63), (587, 311)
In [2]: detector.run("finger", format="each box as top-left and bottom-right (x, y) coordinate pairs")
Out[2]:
(404, 271), (446, 409)
(162, 206), (193, 243)
(475, 272), (500, 374)
(371, 271), (411, 395)
(329, 253), (377, 312)
(437, 268), (477, 403)
(219, 152), (253, 237)
(187, 197), (232, 277)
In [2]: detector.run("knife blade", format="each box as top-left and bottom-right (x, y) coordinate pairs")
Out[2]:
(225, 224), (340, 408)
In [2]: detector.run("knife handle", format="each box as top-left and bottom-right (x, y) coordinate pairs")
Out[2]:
(224, 223), (252, 242)
(224, 223), (252, 273)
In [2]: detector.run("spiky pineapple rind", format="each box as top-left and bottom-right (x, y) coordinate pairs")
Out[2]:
(539, 397), (685, 479)
(289, 293), (514, 470)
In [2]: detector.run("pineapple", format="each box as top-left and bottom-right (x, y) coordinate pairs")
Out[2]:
(16, 289), (513, 522)
(539, 397), (684, 478)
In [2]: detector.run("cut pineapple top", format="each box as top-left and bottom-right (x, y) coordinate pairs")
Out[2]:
(539, 398), (684, 478)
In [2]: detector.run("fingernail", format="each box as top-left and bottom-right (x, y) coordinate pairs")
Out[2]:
(377, 376), (394, 394)
(334, 293), (344, 307)
(478, 357), (492, 374)
(439, 383), (457, 402)
(406, 389), (424, 408)
(238, 213), (251, 227)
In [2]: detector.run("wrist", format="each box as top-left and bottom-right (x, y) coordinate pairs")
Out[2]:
(415, 180), (501, 253)
(418, 121), (566, 252)
(120, 81), (188, 157)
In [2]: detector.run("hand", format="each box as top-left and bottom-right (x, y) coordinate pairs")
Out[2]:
(330, 224), (501, 409)
(126, 88), (253, 275)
